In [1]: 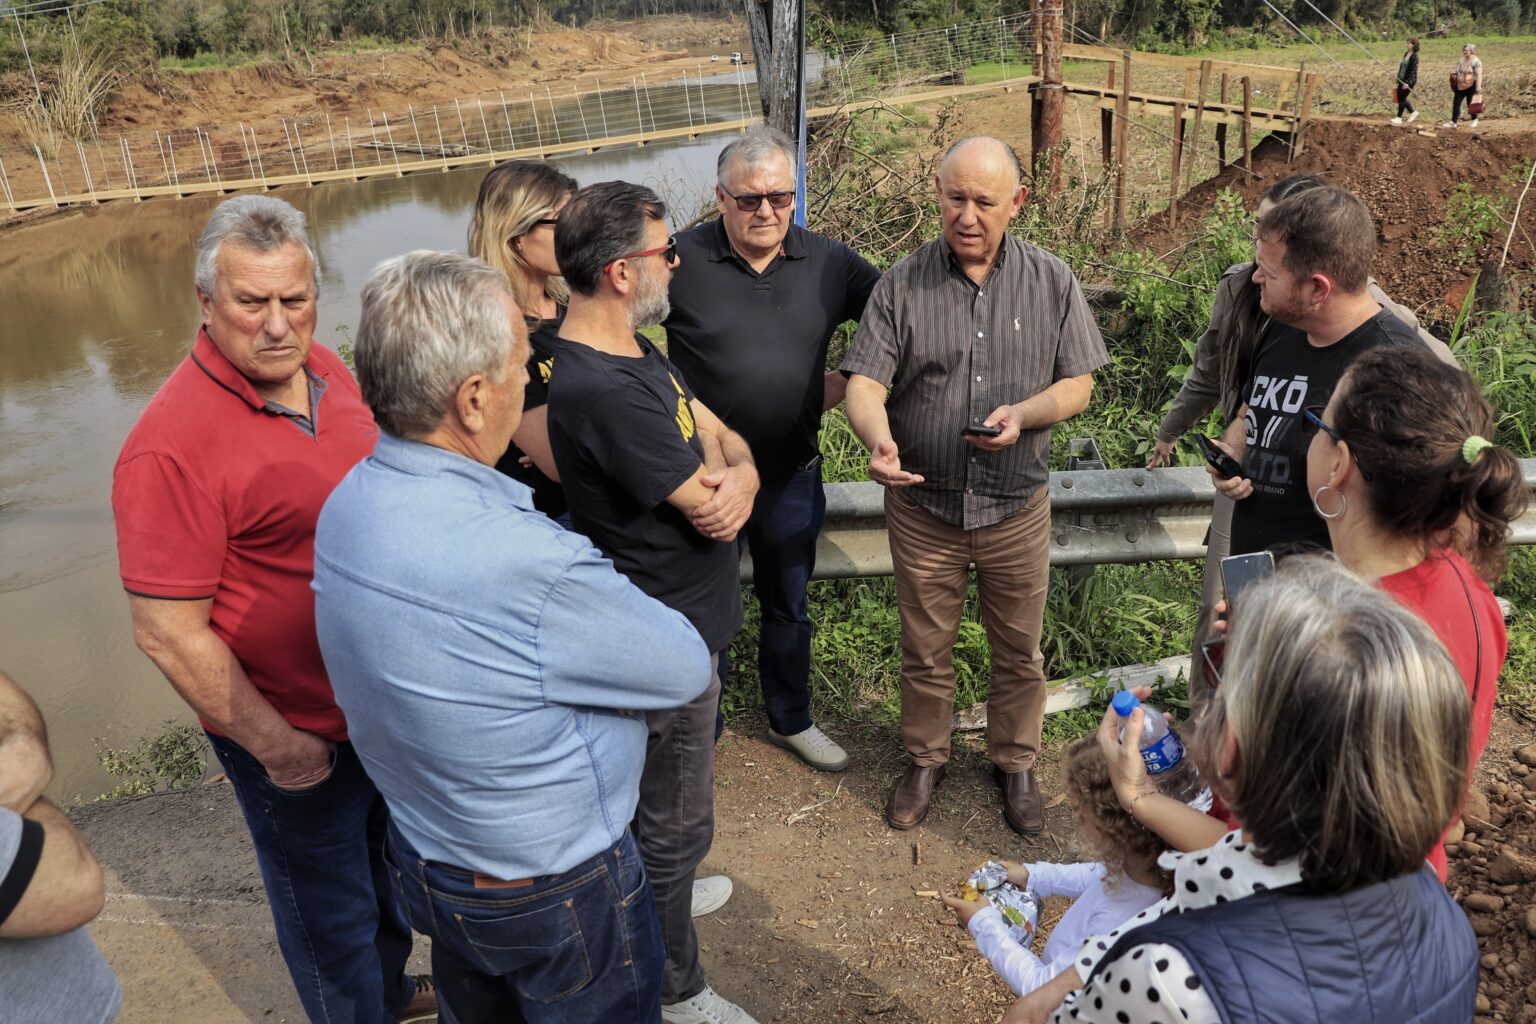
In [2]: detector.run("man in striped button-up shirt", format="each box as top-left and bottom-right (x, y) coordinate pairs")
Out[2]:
(841, 136), (1109, 836)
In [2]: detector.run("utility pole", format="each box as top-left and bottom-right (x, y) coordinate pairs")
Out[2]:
(742, 0), (807, 224)
(1029, 0), (1063, 197)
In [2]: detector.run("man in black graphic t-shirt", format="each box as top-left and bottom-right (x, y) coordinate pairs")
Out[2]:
(547, 181), (764, 1024)
(1211, 186), (1426, 557)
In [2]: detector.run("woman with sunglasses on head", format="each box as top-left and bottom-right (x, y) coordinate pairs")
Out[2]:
(1305, 345), (1524, 879)
(469, 159), (579, 518)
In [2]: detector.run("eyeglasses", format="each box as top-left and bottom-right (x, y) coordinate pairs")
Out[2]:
(1302, 404), (1374, 481)
(720, 187), (795, 212)
(603, 236), (679, 274)
(532, 218), (559, 228)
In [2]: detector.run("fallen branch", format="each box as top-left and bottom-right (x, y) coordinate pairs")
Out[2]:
(786, 780), (844, 825)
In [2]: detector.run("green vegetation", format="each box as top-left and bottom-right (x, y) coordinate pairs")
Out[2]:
(721, 124), (1536, 745)
(95, 721), (209, 800)
(1438, 184), (1514, 263)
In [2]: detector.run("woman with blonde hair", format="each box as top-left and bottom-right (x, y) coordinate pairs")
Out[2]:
(468, 159), (578, 517)
(1029, 558), (1478, 1023)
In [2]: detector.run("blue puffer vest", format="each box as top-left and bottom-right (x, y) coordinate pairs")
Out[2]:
(1088, 866), (1478, 1023)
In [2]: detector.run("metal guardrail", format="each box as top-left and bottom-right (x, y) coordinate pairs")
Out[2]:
(751, 458), (1536, 582)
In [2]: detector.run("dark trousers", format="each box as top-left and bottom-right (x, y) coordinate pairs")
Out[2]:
(386, 826), (663, 1024)
(634, 664), (721, 1004)
(1397, 86), (1415, 116)
(207, 734), (414, 1024)
(741, 465), (826, 736)
(1452, 86), (1477, 122)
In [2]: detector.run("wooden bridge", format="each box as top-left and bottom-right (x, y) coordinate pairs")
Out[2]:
(2, 46), (1319, 216)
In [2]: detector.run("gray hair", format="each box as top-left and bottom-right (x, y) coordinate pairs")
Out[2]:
(717, 124), (796, 190)
(195, 195), (319, 296)
(1464, 43), (1477, 53)
(939, 136), (1028, 189)
(1193, 555), (1469, 892)
(353, 251), (520, 439)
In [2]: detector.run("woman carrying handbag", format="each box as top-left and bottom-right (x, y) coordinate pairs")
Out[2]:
(1390, 38), (1419, 124)
(1444, 43), (1483, 128)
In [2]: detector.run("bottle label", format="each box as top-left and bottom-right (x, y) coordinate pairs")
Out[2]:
(1141, 730), (1185, 775)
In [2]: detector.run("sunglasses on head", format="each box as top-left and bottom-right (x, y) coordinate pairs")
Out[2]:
(721, 187), (795, 212)
(603, 236), (679, 274)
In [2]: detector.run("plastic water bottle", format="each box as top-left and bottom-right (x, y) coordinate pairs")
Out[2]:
(1111, 691), (1212, 811)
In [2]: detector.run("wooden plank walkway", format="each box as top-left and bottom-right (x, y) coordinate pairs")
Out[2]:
(5, 71), (1304, 213)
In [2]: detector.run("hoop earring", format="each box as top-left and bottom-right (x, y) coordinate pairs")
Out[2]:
(1311, 484), (1347, 521)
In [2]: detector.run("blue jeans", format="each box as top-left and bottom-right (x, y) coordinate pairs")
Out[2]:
(386, 826), (663, 1024)
(739, 465), (826, 736)
(206, 733), (414, 1024)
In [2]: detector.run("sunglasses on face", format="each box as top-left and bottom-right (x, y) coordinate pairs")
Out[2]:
(721, 187), (795, 212)
(1302, 404), (1374, 481)
(603, 236), (679, 274)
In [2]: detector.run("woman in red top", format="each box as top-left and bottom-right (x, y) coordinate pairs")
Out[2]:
(1306, 345), (1526, 879)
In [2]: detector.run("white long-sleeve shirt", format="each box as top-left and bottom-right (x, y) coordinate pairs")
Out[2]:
(966, 860), (1164, 997)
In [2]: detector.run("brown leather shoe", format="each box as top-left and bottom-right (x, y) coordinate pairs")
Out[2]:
(996, 767), (1044, 835)
(398, 974), (438, 1023)
(886, 763), (946, 829)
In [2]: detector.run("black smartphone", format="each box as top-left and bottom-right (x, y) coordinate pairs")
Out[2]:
(1220, 551), (1275, 610)
(1195, 435), (1243, 479)
(962, 424), (1004, 437)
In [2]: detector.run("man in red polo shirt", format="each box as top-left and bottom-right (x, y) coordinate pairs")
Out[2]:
(112, 195), (432, 1024)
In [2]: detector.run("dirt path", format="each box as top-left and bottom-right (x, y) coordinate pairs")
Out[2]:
(72, 706), (1536, 1022)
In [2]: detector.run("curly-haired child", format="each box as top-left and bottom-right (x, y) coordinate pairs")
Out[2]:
(942, 734), (1175, 997)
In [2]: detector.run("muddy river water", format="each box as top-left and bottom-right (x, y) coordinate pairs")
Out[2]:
(0, 133), (726, 800)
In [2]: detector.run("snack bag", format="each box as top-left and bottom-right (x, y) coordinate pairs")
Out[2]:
(962, 860), (1041, 945)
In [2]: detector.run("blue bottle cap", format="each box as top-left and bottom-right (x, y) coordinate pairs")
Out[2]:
(1111, 691), (1141, 717)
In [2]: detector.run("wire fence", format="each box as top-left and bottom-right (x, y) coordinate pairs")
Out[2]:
(1, 13), (1051, 209)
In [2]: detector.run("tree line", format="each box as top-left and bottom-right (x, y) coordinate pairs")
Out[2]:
(1, 0), (1531, 74)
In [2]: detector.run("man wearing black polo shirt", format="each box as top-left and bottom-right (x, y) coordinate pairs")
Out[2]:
(1209, 186), (1426, 556)
(665, 125), (881, 774)
(547, 181), (762, 1024)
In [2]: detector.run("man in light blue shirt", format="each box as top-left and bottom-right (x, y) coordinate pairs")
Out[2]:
(314, 250), (712, 1023)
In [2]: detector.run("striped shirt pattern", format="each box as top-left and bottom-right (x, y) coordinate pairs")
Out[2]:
(841, 234), (1108, 529)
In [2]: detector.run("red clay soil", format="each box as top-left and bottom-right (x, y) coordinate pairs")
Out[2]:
(1133, 118), (1536, 318)
(1449, 736), (1536, 1024)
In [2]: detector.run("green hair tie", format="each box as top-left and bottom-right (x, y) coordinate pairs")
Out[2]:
(1462, 435), (1495, 465)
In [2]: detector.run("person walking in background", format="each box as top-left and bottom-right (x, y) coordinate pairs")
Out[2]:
(1444, 42), (1483, 128)
(547, 181), (762, 1024)
(842, 136), (1109, 836)
(664, 125), (881, 774)
(0, 670), (122, 1024)
(1390, 37), (1419, 125)
(468, 159), (578, 519)
(1145, 171), (1450, 704)
(315, 250), (714, 1023)
(111, 195), (432, 1024)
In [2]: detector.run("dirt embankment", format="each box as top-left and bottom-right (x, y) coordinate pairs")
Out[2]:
(0, 15), (746, 149)
(1131, 118), (1536, 318)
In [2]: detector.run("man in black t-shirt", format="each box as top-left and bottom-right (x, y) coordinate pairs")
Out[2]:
(665, 125), (881, 775)
(1211, 186), (1426, 557)
(547, 182), (764, 1024)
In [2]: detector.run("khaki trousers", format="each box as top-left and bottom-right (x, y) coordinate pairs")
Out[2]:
(884, 485), (1051, 771)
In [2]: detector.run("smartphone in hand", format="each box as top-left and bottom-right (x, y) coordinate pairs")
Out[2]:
(1220, 551), (1275, 611)
(1195, 435), (1243, 479)
(962, 424), (1004, 437)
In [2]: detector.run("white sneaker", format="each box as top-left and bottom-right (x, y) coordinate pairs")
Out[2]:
(1442, 121), (1457, 128)
(690, 875), (733, 918)
(662, 985), (762, 1024)
(1470, 118), (1479, 127)
(768, 724), (850, 772)
(1406, 110), (1420, 123)
(1389, 116), (1403, 125)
